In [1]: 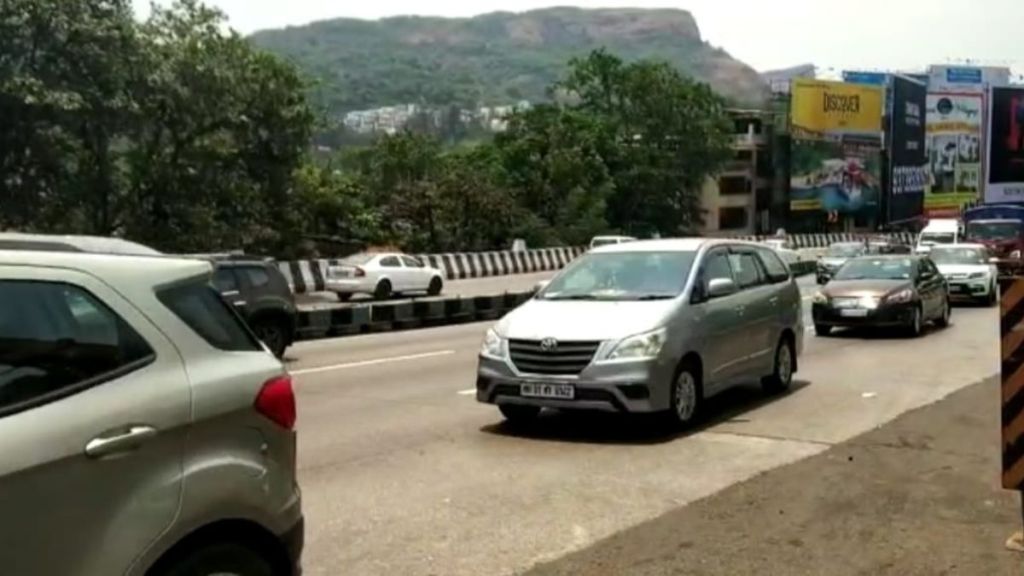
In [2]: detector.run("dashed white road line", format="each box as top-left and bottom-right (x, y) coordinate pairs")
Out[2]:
(290, 350), (456, 376)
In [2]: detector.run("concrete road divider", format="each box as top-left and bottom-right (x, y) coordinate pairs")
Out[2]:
(296, 292), (534, 340)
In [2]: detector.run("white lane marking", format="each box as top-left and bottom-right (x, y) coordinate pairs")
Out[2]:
(290, 350), (456, 376)
(457, 388), (477, 396)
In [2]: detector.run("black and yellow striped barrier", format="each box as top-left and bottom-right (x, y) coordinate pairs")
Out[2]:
(999, 277), (1024, 552)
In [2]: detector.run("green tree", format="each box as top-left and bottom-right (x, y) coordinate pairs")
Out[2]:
(560, 50), (734, 236)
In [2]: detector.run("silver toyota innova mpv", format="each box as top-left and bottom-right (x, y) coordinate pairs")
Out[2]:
(476, 238), (804, 427)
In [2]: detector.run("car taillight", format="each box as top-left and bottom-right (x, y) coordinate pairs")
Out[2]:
(255, 375), (296, 430)
(354, 267), (366, 277)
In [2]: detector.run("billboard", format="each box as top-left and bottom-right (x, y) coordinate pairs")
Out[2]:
(790, 79), (885, 140)
(929, 65), (1011, 91)
(888, 76), (929, 223)
(925, 92), (984, 216)
(842, 71), (887, 86)
(789, 139), (882, 214)
(986, 86), (1024, 203)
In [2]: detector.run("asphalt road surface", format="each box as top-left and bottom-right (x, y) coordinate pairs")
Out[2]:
(286, 276), (998, 575)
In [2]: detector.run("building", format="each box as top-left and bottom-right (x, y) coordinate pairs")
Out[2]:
(700, 110), (776, 235)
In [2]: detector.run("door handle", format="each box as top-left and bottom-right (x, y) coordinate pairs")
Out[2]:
(85, 426), (158, 458)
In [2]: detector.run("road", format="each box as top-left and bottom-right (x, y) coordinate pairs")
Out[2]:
(286, 275), (999, 575)
(296, 271), (555, 308)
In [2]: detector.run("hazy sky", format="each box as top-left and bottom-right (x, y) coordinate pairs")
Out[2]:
(133, 0), (1022, 74)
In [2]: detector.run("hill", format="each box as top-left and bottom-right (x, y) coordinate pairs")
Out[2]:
(249, 7), (768, 118)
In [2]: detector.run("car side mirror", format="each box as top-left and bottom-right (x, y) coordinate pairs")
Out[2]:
(533, 280), (550, 293)
(707, 278), (737, 299)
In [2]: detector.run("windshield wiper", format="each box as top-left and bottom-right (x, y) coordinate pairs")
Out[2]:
(629, 294), (675, 301)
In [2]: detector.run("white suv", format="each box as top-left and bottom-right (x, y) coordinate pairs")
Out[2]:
(0, 250), (303, 576)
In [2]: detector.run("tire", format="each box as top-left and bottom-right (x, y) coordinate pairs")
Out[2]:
(153, 541), (274, 576)
(336, 292), (353, 303)
(935, 296), (951, 328)
(665, 360), (702, 428)
(905, 305), (923, 338)
(762, 337), (795, 394)
(499, 404), (541, 422)
(427, 276), (443, 296)
(373, 279), (392, 300)
(251, 317), (288, 358)
(986, 283), (998, 307)
(815, 324), (832, 336)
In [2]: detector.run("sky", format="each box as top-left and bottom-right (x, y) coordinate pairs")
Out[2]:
(133, 0), (1023, 75)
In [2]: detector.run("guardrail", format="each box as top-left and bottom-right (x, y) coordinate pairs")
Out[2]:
(294, 260), (817, 341)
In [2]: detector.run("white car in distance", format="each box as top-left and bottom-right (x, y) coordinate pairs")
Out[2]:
(761, 239), (801, 265)
(928, 243), (998, 306)
(326, 253), (444, 301)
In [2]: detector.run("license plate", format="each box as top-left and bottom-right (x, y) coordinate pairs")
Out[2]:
(521, 382), (575, 399)
(950, 284), (966, 293)
(840, 309), (869, 317)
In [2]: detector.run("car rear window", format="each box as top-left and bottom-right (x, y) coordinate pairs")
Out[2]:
(0, 280), (154, 417)
(157, 280), (261, 352)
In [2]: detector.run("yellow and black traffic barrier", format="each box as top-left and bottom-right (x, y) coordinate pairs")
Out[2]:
(999, 277), (1024, 552)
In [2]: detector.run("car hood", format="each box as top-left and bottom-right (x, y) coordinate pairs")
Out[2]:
(936, 264), (990, 276)
(495, 298), (676, 341)
(822, 279), (912, 298)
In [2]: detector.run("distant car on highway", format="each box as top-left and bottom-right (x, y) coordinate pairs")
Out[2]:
(761, 239), (801, 265)
(476, 238), (804, 427)
(0, 250), (303, 576)
(812, 255), (950, 337)
(928, 244), (998, 306)
(211, 256), (298, 358)
(326, 252), (444, 301)
(589, 235), (636, 249)
(817, 242), (867, 284)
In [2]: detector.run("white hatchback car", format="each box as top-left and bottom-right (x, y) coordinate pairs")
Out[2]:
(325, 252), (444, 301)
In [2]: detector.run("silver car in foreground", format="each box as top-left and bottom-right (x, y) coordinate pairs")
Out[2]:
(0, 250), (302, 576)
(476, 239), (804, 427)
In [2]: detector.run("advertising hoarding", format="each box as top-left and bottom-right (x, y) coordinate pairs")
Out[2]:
(842, 71), (887, 86)
(986, 86), (1024, 203)
(789, 139), (882, 214)
(925, 92), (984, 216)
(790, 79), (885, 140)
(888, 76), (929, 223)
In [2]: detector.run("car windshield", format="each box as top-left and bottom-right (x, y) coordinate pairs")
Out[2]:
(539, 251), (697, 301)
(919, 232), (956, 245)
(834, 258), (914, 281)
(826, 244), (865, 258)
(929, 247), (987, 265)
(966, 221), (1020, 241)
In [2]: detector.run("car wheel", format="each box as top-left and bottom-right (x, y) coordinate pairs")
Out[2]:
(762, 336), (795, 394)
(153, 541), (274, 576)
(906, 305), (923, 338)
(499, 404), (541, 422)
(374, 279), (392, 300)
(252, 317), (288, 358)
(665, 361), (702, 428)
(815, 324), (832, 336)
(935, 297), (951, 328)
(987, 283), (998, 307)
(427, 276), (443, 296)
(336, 292), (353, 303)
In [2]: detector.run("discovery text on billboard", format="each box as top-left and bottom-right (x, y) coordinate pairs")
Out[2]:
(925, 92), (984, 216)
(987, 86), (1024, 203)
(790, 79), (884, 140)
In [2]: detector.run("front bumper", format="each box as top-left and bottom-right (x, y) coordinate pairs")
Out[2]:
(946, 278), (992, 299)
(812, 301), (917, 328)
(475, 354), (675, 413)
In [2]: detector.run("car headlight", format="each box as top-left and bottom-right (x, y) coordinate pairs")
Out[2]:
(886, 288), (915, 304)
(606, 328), (668, 361)
(969, 272), (987, 279)
(812, 292), (828, 304)
(480, 328), (507, 359)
